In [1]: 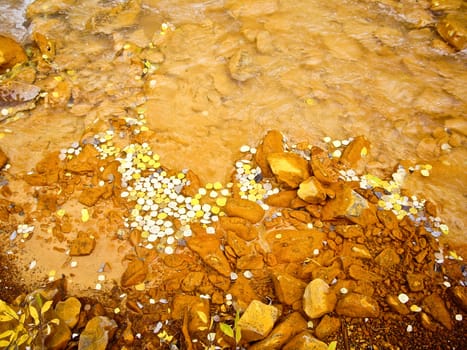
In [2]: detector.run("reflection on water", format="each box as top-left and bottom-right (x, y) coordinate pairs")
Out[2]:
(0, 0), (466, 290)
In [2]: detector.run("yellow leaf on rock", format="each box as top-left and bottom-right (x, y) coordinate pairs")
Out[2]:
(197, 311), (208, 324)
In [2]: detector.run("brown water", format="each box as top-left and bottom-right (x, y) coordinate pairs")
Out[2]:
(0, 0), (466, 293)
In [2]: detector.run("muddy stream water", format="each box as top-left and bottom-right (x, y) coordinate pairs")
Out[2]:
(0, 0), (466, 345)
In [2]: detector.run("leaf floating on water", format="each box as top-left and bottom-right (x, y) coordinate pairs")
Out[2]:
(0, 81), (41, 107)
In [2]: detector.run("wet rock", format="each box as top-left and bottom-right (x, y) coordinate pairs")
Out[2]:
(0, 35), (27, 73)
(340, 136), (370, 168)
(310, 146), (340, 184)
(65, 144), (100, 174)
(255, 130), (284, 177)
(283, 330), (328, 350)
(78, 316), (117, 350)
(181, 271), (205, 292)
(228, 276), (260, 311)
(264, 229), (326, 263)
(348, 264), (382, 282)
(55, 296), (81, 328)
(267, 152), (310, 188)
(335, 225), (363, 238)
(78, 186), (107, 207)
(449, 286), (467, 312)
(187, 232), (232, 277)
(422, 293), (452, 330)
(271, 270), (307, 305)
(69, 232), (96, 256)
(0, 148), (8, 170)
(421, 311), (440, 332)
(26, 0), (76, 18)
(227, 0), (279, 18)
(249, 312), (308, 350)
(120, 258), (147, 287)
(315, 315), (341, 340)
(85, 0), (141, 35)
(237, 300), (280, 342)
(228, 49), (257, 82)
(224, 197), (265, 224)
(45, 318), (72, 350)
(237, 254), (264, 270)
(256, 30), (274, 54)
(322, 183), (377, 226)
(430, 0), (462, 11)
(436, 13), (467, 51)
(225, 231), (253, 257)
(0, 80), (41, 108)
(336, 293), (380, 318)
(180, 169), (201, 197)
(375, 247), (401, 268)
(297, 176), (327, 204)
(385, 295), (410, 315)
(406, 273), (425, 292)
(303, 278), (337, 319)
(219, 216), (259, 241)
(264, 190), (297, 207)
(311, 262), (343, 285)
(172, 295), (211, 334)
(342, 242), (373, 260)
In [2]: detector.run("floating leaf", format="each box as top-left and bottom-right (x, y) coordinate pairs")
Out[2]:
(328, 341), (337, 350)
(29, 305), (40, 326)
(41, 300), (53, 315)
(219, 323), (234, 339)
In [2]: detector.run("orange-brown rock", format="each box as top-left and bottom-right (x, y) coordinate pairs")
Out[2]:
(334, 224), (364, 238)
(321, 182), (377, 226)
(187, 232), (232, 277)
(310, 146), (340, 184)
(180, 169), (201, 197)
(315, 315), (341, 340)
(228, 276), (259, 311)
(283, 331), (328, 350)
(225, 231), (253, 257)
(45, 315), (72, 350)
(348, 264), (383, 282)
(422, 293), (452, 330)
(264, 229), (326, 263)
(224, 198), (264, 224)
(340, 135), (370, 168)
(267, 152), (310, 188)
(297, 176), (327, 203)
(78, 186), (107, 207)
(237, 254), (264, 270)
(0, 35), (28, 73)
(172, 295), (211, 334)
(237, 300), (280, 342)
(65, 144), (99, 174)
(219, 216), (258, 241)
(271, 270), (307, 305)
(181, 271), (205, 292)
(406, 273), (425, 292)
(55, 297), (81, 329)
(385, 295), (410, 315)
(101, 160), (122, 186)
(264, 190), (297, 207)
(249, 312), (308, 350)
(336, 293), (380, 318)
(303, 278), (337, 319)
(341, 242), (373, 259)
(69, 232), (96, 256)
(450, 286), (467, 312)
(255, 130), (284, 177)
(78, 316), (117, 350)
(375, 247), (401, 268)
(120, 258), (148, 287)
(0, 147), (8, 170)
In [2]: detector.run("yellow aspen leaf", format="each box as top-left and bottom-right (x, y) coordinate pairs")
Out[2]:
(328, 341), (337, 350)
(197, 311), (208, 324)
(0, 340), (10, 347)
(49, 318), (60, 325)
(0, 300), (18, 320)
(41, 300), (53, 315)
(29, 305), (40, 326)
(0, 330), (14, 339)
(219, 323), (234, 338)
(0, 314), (14, 322)
(17, 333), (30, 346)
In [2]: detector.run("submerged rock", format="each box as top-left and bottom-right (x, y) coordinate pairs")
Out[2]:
(336, 293), (380, 318)
(237, 299), (280, 342)
(0, 35), (27, 73)
(303, 278), (337, 319)
(283, 330), (328, 350)
(78, 316), (117, 350)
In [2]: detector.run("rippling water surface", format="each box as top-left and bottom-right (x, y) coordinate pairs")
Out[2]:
(0, 0), (465, 291)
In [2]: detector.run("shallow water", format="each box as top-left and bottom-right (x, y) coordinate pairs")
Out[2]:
(0, 0), (466, 292)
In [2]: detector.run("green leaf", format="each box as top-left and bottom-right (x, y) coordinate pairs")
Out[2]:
(29, 305), (40, 326)
(41, 300), (53, 315)
(219, 323), (234, 339)
(328, 341), (337, 350)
